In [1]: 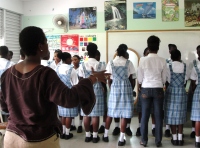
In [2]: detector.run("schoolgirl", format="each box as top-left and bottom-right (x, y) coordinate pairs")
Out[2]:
(49, 49), (62, 70)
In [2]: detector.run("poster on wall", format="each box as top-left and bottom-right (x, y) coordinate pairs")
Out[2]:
(162, 0), (179, 22)
(79, 34), (97, 61)
(104, 1), (127, 30)
(69, 7), (97, 30)
(61, 34), (79, 56)
(133, 2), (156, 19)
(184, 0), (200, 27)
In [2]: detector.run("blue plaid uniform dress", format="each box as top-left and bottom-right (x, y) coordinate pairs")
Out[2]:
(107, 60), (134, 118)
(191, 60), (200, 121)
(56, 67), (78, 117)
(164, 63), (187, 125)
(81, 62), (105, 116)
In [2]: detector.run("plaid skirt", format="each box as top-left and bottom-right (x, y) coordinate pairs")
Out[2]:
(58, 106), (78, 117)
(81, 82), (104, 116)
(164, 86), (187, 125)
(191, 85), (200, 121)
(107, 80), (134, 118)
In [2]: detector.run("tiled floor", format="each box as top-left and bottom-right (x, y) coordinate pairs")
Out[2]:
(59, 116), (195, 148)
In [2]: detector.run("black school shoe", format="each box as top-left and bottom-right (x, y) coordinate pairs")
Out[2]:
(178, 140), (184, 146)
(112, 127), (120, 135)
(102, 135), (109, 142)
(140, 141), (147, 147)
(98, 125), (105, 134)
(164, 129), (171, 137)
(191, 131), (195, 138)
(118, 140), (126, 146)
(77, 126), (83, 133)
(60, 134), (66, 139)
(70, 125), (76, 131)
(171, 139), (178, 146)
(93, 135), (100, 143)
(156, 142), (162, 147)
(65, 133), (73, 140)
(195, 142), (200, 148)
(126, 127), (132, 136)
(85, 135), (93, 142)
(136, 127), (141, 136)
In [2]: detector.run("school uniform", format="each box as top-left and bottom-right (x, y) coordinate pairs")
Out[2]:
(56, 64), (79, 117)
(164, 61), (188, 125)
(49, 60), (62, 70)
(79, 58), (106, 116)
(190, 60), (200, 121)
(137, 53), (167, 146)
(106, 56), (136, 118)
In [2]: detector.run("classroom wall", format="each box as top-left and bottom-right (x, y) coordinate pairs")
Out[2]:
(0, 0), (23, 14)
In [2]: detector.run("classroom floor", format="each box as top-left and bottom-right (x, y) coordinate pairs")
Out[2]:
(59, 115), (195, 148)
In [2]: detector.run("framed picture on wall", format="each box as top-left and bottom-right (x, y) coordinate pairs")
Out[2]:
(104, 1), (127, 30)
(184, 0), (200, 27)
(69, 7), (97, 30)
(133, 2), (156, 19)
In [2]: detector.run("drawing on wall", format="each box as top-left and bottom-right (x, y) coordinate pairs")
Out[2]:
(69, 7), (97, 30)
(184, 0), (200, 27)
(61, 34), (79, 56)
(104, 1), (127, 30)
(162, 0), (179, 21)
(133, 2), (156, 19)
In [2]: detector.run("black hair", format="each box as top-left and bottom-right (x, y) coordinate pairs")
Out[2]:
(197, 45), (200, 50)
(147, 35), (160, 51)
(19, 26), (46, 56)
(0, 46), (9, 57)
(143, 47), (149, 56)
(171, 49), (181, 61)
(73, 55), (81, 60)
(95, 50), (100, 56)
(124, 52), (129, 59)
(57, 52), (71, 61)
(9, 51), (13, 56)
(54, 49), (62, 54)
(20, 49), (25, 58)
(87, 43), (97, 57)
(168, 44), (177, 50)
(117, 44), (128, 57)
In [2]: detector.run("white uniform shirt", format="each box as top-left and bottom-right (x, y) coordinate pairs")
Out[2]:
(190, 59), (200, 84)
(137, 53), (167, 88)
(41, 60), (49, 66)
(57, 64), (79, 85)
(79, 58), (106, 78)
(106, 56), (136, 79)
(49, 60), (62, 70)
(0, 58), (15, 70)
(166, 61), (188, 83)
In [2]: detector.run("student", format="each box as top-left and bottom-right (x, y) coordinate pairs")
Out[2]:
(137, 35), (167, 147)
(136, 47), (155, 137)
(103, 44), (136, 146)
(0, 26), (108, 148)
(7, 51), (13, 61)
(56, 52), (79, 140)
(71, 55), (83, 133)
(18, 49), (25, 63)
(164, 49), (187, 146)
(190, 45), (200, 148)
(49, 49), (62, 70)
(79, 43), (106, 143)
(165, 43), (177, 137)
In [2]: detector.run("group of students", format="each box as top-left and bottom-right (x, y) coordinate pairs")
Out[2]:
(0, 26), (200, 148)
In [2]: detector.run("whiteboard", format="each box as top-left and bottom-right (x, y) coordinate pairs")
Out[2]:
(106, 30), (200, 66)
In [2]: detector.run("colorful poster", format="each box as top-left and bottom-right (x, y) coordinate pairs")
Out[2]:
(61, 34), (79, 56)
(46, 35), (61, 50)
(79, 34), (97, 61)
(69, 7), (97, 30)
(133, 2), (156, 19)
(105, 1), (127, 30)
(162, 0), (179, 21)
(184, 0), (200, 27)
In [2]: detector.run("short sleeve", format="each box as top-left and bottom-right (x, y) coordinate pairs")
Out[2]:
(128, 61), (136, 78)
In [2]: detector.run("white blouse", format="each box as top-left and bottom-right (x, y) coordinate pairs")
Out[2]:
(190, 59), (200, 84)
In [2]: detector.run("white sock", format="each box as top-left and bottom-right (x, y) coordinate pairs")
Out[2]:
(166, 125), (170, 130)
(126, 124), (130, 128)
(62, 125), (66, 134)
(152, 124), (155, 129)
(139, 123), (141, 127)
(172, 134), (177, 140)
(79, 120), (82, 126)
(196, 136), (200, 142)
(115, 122), (119, 128)
(104, 129), (109, 137)
(71, 119), (75, 126)
(192, 127), (195, 132)
(178, 134), (182, 140)
(119, 132), (125, 142)
(93, 132), (98, 138)
(102, 122), (105, 127)
(86, 132), (91, 137)
(65, 128), (70, 135)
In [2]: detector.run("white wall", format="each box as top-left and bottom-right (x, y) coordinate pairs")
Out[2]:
(0, 0), (23, 14)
